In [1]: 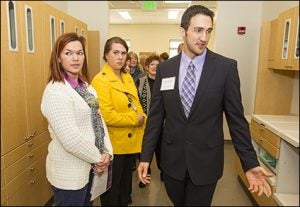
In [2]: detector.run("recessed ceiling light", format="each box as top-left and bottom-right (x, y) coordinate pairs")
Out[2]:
(118, 11), (132, 20)
(168, 11), (179, 19)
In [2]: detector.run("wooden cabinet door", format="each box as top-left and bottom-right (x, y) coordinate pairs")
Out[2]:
(58, 10), (71, 34)
(290, 7), (299, 70)
(1, 1), (28, 155)
(20, 1), (48, 138)
(267, 19), (278, 69)
(87, 31), (100, 81)
(275, 6), (299, 70)
(41, 3), (59, 84)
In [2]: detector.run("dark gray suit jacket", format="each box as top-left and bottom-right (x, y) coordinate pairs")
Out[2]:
(140, 49), (259, 185)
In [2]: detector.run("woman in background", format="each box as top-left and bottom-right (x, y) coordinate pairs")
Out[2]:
(92, 36), (146, 206)
(135, 54), (162, 188)
(41, 32), (113, 206)
(128, 51), (145, 82)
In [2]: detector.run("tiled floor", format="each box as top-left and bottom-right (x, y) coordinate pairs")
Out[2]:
(94, 142), (254, 206)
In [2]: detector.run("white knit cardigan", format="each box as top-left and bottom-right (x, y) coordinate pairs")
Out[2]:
(41, 80), (113, 190)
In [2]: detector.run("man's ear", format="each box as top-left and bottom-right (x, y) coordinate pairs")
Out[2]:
(179, 27), (185, 38)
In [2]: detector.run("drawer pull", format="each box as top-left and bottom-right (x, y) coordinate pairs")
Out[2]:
(29, 167), (35, 171)
(25, 131), (37, 141)
(24, 135), (32, 141)
(30, 180), (36, 184)
(31, 131), (37, 137)
(28, 142), (33, 147)
(28, 154), (34, 158)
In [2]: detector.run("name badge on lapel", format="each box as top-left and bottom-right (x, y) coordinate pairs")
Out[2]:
(160, 77), (176, 91)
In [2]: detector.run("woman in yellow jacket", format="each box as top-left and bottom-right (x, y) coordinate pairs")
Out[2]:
(91, 36), (146, 206)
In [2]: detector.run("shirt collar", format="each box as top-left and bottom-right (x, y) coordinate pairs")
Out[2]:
(181, 48), (207, 70)
(63, 71), (85, 88)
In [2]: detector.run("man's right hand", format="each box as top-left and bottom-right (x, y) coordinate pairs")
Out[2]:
(138, 162), (151, 184)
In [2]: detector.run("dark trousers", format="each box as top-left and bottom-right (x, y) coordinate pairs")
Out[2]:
(51, 169), (93, 206)
(163, 172), (217, 206)
(100, 154), (136, 206)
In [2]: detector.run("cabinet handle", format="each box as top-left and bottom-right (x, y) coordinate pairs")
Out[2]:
(31, 131), (37, 137)
(28, 142), (33, 147)
(24, 131), (37, 141)
(29, 167), (35, 171)
(30, 180), (36, 184)
(24, 135), (32, 141)
(28, 154), (34, 158)
(259, 123), (265, 131)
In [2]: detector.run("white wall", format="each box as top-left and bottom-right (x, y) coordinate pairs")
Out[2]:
(214, 2), (263, 139)
(215, 1), (263, 116)
(66, 1), (109, 69)
(261, 1), (299, 21)
(45, 1), (67, 11)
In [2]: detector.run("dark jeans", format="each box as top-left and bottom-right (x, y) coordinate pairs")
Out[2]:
(51, 169), (93, 206)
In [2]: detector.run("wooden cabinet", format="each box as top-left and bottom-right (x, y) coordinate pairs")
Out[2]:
(1, 1), (90, 206)
(254, 20), (296, 115)
(274, 6), (299, 70)
(1, 1), (28, 155)
(250, 120), (280, 159)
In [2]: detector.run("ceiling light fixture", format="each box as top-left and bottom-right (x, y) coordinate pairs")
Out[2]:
(168, 11), (179, 19)
(118, 11), (132, 20)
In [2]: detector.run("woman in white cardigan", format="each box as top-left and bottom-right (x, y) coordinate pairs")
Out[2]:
(41, 33), (113, 206)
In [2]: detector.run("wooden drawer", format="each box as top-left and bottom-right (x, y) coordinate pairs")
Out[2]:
(251, 120), (280, 148)
(3, 130), (50, 169)
(236, 156), (278, 206)
(6, 169), (51, 206)
(251, 130), (280, 159)
(4, 139), (49, 184)
(6, 153), (47, 199)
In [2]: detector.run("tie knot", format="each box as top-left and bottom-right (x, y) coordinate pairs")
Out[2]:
(188, 62), (195, 71)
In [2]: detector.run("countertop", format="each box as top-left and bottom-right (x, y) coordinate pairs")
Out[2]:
(251, 114), (299, 147)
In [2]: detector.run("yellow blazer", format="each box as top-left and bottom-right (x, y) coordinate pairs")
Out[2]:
(91, 63), (146, 154)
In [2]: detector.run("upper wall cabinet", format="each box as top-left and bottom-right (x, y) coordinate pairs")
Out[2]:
(274, 6), (299, 70)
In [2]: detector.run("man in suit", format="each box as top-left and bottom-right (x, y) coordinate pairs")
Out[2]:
(138, 5), (273, 206)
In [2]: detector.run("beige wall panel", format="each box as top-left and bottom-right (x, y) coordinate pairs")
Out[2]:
(1, 1), (28, 154)
(109, 24), (216, 56)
